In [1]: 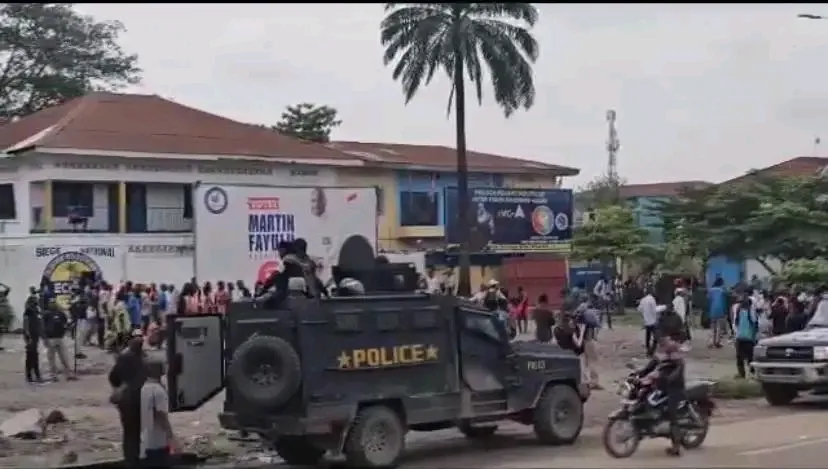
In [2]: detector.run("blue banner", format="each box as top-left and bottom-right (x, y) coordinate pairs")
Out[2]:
(445, 187), (573, 253)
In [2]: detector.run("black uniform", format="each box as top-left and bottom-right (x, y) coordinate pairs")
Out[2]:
(108, 345), (147, 465)
(638, 352), (686, 451)
(260, 254), (308, 308)
(22, 295), (42, 382)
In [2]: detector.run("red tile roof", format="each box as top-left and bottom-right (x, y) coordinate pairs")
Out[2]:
(327, 141), (579, 176)
(722, 156), (828, 184)
(0, 92), (356, 162)
(620, 180), (713, 198)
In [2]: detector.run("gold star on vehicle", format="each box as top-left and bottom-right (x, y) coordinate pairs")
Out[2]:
(426, 345), (439, 360)
(337, 351), (351, 369)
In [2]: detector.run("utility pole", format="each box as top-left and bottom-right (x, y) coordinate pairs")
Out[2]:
(606, 109), (621, 201)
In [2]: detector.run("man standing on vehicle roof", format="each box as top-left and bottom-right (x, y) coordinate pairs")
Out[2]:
(292, 238), (326, 298)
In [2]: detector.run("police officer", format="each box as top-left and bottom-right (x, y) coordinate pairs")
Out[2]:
(292, 238), (326, 298)
(23, 287), (43, 384)
(260, 241), (305, 308)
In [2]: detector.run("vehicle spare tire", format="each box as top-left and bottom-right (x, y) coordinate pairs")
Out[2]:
(228, 335), (302, 408)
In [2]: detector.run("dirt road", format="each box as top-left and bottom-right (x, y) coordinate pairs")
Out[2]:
(0, 323), (794, 467)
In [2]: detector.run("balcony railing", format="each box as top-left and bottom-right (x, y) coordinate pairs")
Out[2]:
(30, 205), (193, 233)
(142, 206), (193, 233)
(31, 205), (115, 233)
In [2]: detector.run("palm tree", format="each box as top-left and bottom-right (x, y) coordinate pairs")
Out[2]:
(381, 3), (539, 296)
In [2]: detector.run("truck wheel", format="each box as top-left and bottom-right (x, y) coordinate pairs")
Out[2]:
(458, 423), (498, 439)
(272, 436), (325, 466)
(344, 406), (405, 468)
(533, 384), (584, 445)
(762, 383), (798, 406)
(228, 335), (301, 408)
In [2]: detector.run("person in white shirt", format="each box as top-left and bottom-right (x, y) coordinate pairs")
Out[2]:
(672, 285), (691, 350)
(638, 289), (658, 356)
(424, 268), (442, 294)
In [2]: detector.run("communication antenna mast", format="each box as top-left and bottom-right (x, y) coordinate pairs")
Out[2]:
(606, 110), (620, 183)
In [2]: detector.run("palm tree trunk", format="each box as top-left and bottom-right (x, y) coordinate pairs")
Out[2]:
(453, 52), (471, 297)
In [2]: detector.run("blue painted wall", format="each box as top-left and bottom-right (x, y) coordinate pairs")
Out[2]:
(629, 195), (668, 244)
(706, 255), (744, 288)
(569, 260), (616, 291)
(396, 171), (504, 226)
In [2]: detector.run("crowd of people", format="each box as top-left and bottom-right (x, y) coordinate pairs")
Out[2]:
(18, 276), (262, 385)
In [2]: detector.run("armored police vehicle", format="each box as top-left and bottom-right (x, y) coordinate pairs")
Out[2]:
(752, 309), (828, 406)
(165, 274), (587, 468)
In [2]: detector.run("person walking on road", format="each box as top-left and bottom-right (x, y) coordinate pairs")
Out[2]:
(708, 277), (728, 348)
(734, 298), (759, 379)
(638, 288), (658, 356)
(672, 281), (690, 348)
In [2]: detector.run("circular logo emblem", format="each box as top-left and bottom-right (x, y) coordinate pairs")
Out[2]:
(204, 187), (228, 214)
(531, 206), (555, 236)
(257, 260), (281, 283)
(42, 251), (102, 309)
(554, 212), (570, 231)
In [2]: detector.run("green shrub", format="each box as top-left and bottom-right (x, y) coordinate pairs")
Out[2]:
(711, 377), (764, 399)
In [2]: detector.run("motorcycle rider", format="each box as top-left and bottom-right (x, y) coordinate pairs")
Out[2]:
(638, 305), (688, 457)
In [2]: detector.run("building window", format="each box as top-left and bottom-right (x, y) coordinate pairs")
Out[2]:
(375, 186), (384, 215)
(53, 182), (94, 217)
(183, 184), (193, 219)
(400, 191), (438, 226)
(0, 184), (15, 220)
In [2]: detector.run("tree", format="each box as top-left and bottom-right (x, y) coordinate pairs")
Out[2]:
(381, 3), (539, 295)
(657, 175), (828, 275)
(0, 4), (141, 118)
(577, 174), (625, 210)
(572, 205), (649, 263)
(274, 103), (342, 143)
(777, 259), (828, 289)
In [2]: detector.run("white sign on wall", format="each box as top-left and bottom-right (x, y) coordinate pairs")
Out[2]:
(193, 184), (377, 287)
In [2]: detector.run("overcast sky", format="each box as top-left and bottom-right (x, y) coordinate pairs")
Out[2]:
(77, 3), (828, 187)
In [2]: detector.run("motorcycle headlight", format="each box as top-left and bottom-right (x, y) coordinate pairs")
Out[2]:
(813, 346), (828, 361)
(753, 345), (767, 359)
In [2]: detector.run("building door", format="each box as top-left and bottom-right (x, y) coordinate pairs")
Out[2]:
(126, 183), (147, 232)
(107, 184), (119, 233)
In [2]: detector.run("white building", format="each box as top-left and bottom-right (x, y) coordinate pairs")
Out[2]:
(0, 92), (365, 325)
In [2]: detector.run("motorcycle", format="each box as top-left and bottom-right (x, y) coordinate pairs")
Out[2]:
(602, 365), (716, 458)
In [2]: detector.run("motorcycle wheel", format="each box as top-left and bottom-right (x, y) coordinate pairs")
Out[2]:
(602, 417), (641, 458)
(681, 407), (709, 449)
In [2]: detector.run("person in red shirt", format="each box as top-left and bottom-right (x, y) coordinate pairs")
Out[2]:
(215, 281), (230, 315)
(514, 286), (530, 334)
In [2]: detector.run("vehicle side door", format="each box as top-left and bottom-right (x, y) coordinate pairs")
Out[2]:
(458, 308), (514, 393)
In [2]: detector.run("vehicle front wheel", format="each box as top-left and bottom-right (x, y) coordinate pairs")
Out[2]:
(602, 417), (640, 458)
(681, 404), (710, 450)
(762, 383), (798, 406)
(271, 436), (325, 466)
(344, 406), (406, 468)
(533, 384), (584, 445)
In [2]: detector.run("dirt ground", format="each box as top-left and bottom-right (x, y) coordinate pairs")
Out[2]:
(0, 323), (791, 467)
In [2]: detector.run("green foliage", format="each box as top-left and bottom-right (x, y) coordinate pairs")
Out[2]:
(711, 377), (763, 399)
(274, 103), (342, 143)
(0, 4), (141, 118)
(577, 174), (625, 209)
(572, 205), (649, 262)
(656, 175), (828, 273)
(777, 259), (828, 289)
(381, 3), (539, 117)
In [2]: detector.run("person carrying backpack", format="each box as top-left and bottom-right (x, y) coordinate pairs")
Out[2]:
(734, 298), (759, 379)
